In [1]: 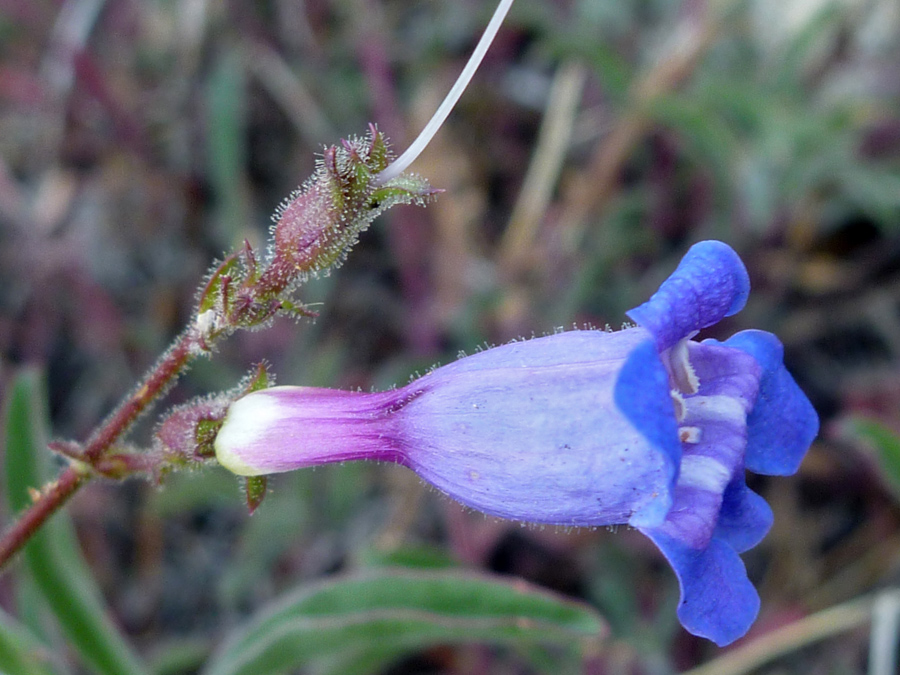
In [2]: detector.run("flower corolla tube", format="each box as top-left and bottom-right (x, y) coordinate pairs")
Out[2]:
(214, 240), (818, 646)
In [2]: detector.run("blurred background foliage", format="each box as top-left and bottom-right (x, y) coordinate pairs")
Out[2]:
(1, 0), (900, 672)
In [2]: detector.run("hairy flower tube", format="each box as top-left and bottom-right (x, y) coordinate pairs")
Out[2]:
(214, 241), (818, 646)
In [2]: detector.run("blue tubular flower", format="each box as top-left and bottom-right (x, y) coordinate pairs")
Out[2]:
(214, 240), (818, 646)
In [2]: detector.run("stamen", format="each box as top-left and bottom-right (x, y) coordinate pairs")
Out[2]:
(670, 390), (686, 422)
(373, 0), (516, 185)
(669, 338), (700, 395)
(679, 426), (701, 443)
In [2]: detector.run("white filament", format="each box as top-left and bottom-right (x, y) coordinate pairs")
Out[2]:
(373, 0), (516, 185)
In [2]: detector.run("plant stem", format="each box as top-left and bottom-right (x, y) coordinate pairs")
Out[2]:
(0, 329), (202, 571)
(0, 466), (87, 569)
(83, 330), (198, 462)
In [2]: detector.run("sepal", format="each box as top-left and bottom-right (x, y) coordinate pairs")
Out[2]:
(243, 475), (268, 514)
(260, 127), (434, 292)
(154, 363), (275, 467)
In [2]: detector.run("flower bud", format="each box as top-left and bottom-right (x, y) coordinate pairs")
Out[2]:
(258, 127), (435, 295)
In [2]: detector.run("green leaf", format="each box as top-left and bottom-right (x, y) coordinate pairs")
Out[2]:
(206, 50), (249, 248)
(147, 638), (210, 675)
(842, 416), (900, 501)
(198, 254), (241, 314)
(0, 607), (57, 675)
(3, 369), (148, 675)
(312, 644), (417, 675)
(837, 166), (900, 230)
(647, 93), (739, 211)
(358, 543), (457, 570)
(771, 3), (844, 91)
(203, 569), (607, 675)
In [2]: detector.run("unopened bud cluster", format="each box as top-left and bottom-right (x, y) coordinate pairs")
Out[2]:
(258, 125), (436, 296)
(190, 127), (434, 353)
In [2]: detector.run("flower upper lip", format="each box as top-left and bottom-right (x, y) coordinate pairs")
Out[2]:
(626, 240), (751, 352)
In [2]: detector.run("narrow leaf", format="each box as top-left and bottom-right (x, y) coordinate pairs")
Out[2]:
(203, 568), (607, 675)
(3, 369), (148, 675)
(0, 607), (57, 675)
(206, 51), (249, 248)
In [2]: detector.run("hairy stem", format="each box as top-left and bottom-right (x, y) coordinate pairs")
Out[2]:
(0, 466), (88, 569)
(0, 329), (202, 571)
(83, 330), (199, 462)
